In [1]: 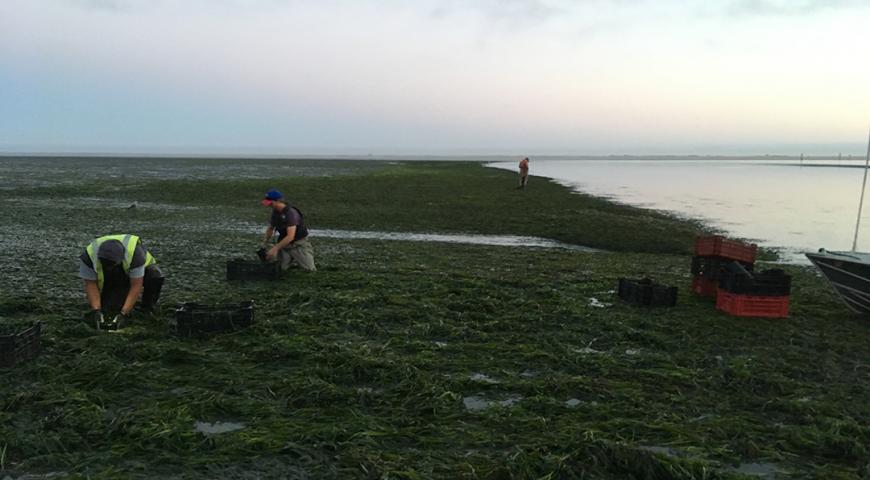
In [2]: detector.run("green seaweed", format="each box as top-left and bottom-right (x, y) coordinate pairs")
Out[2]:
(0, 157), (867, 478)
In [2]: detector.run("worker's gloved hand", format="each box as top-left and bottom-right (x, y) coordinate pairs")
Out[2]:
(114, 312), (132, 329)
(84, 309), (105, 328)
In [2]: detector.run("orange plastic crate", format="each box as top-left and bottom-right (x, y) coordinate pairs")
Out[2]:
(715, 288), (789, 318)
(691, 276), (719, 297)
(695, 235), (757, 264)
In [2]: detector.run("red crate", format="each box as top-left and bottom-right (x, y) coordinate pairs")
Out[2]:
(715, 288), (789, 318)
(691, 276), (719, 297)
(695, 235), (757, 264)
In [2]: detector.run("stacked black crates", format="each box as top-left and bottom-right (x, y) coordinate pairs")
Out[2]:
(691, 235), (757, 298)
(618, 278), (678, 307)
(716, 263), (791, 318)
(691, 235), (791, 318)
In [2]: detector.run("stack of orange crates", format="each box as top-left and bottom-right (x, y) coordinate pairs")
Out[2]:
(691, 235), (758, 298)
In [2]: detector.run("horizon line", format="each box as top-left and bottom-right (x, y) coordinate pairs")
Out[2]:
(2, 151), (868, 161)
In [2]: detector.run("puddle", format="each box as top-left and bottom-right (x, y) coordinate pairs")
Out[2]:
(734, 462), (782, 478)
(638, 445), (681, 458)
(469, 373), (500, 384)
(356, 386), (384, 397)
(433, 341), (448, 348)
(310, 229), (598, 251)
(519, 370), (538, 378)
(498, 395), (523, 407)
(228, 225), (598, 251)
(463, 395), (524, 411)
(193, 421), (246, 435)
(463, 396), (490, 411)
(625, 349), (640, 356)
(565, 398), (582, 408)
(573, 347), (603, 355)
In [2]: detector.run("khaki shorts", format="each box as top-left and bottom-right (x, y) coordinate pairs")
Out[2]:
(278, 237), (316, 272)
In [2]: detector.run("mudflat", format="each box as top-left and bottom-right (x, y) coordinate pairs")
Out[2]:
(0, 157), (866, 479)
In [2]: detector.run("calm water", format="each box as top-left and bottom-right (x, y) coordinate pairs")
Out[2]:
(489, 159), (870, 263)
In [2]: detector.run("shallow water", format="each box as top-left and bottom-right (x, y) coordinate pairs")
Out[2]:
(312, 229), (598, 251)
(193, 421), (246, 434)
(489, 159), (870, 263)
(637, 445), (681, 458)
(462, 394), (524, 411)
(225, 223), (598, 251)
(734, 462), (781, 478)
(469, 373), (500, 384)
(462, 396), (490, 411)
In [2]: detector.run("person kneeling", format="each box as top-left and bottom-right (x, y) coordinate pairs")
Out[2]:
(260, 189), (316, 272)
(79, 234), (164, 328)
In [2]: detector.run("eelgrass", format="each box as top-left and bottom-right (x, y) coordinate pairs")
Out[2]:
(0, 157), (867, 479)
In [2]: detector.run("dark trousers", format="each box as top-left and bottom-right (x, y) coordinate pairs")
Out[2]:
(101, 265), (164, 313)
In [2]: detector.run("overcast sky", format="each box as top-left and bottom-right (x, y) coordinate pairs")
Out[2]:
(1, 0), (868, 155)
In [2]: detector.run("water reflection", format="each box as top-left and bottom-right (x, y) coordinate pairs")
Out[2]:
(490, 159), (870, 263)
(311, 229), (598, 251)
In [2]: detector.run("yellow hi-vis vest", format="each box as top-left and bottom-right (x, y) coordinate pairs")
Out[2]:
(85, 234), (156, 290)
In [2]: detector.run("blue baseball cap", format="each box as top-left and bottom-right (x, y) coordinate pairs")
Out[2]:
(261, 189), (283, 206)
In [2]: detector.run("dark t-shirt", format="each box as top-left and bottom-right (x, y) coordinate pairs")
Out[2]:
(270, 205), (309, 242)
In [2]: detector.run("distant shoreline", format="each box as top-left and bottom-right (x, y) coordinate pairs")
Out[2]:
(0, 153), (865, 162)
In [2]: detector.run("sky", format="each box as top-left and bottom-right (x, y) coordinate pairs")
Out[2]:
(1, 0), (869, 156)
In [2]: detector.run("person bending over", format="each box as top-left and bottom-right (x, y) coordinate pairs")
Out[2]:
(79, 234), (164, 326)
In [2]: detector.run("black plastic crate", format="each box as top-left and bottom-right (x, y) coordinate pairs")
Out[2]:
(691, 256), (754, 279)
(719, 266), (791, 296)
(175, 301), (255, 336)
(0, 322), (42, 368)
(617, 278), (678, 307)
(226, 259), (282, 281)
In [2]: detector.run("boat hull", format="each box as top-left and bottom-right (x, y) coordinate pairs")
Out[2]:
(806, 251), (870, 314)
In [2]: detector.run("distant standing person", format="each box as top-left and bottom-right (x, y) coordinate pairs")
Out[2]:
(261, 189), (316, 272)
(518, 157), (530, 190)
